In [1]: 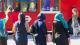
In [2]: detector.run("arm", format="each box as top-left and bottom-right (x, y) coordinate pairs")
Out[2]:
(5, 11), (8, 21)
(12, 22), (17, 34)
(25, 22), (29, 32)
(52, 22), (56, 42)
(31, 24), (36, 34)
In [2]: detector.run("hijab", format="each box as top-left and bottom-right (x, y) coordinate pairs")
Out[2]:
(54, 12), (68, 28)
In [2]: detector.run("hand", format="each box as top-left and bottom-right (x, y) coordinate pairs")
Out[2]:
(34, 34), (38, 36)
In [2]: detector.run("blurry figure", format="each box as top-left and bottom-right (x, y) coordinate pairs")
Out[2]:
(0, 10), (8, 45)
(15, 3), (21, 12)
(22, 7), (27, 12)
(6, 5), (13, 12)
(21, 2), (28, 12)
(72, 7), (80, 37)
(14, 13), (28, 45)
(5, 5), (14, 34)
(31, 13), (47, 45)
(28, 1), (36, 12)
(53, 12), (69, 45)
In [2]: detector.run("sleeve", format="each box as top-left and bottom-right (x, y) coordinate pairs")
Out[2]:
(43, 23), (47, 35)
(54, 22), (60, 33)
(31, 21), (37, 34)
(52, 22), (56, 42)
(31, 24), (36, 34)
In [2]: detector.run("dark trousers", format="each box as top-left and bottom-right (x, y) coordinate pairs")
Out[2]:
(55, 34), (69, 45)
(35, 35), (47, 45)
(16, 40), (27, 45)
(0, 37), (7, 45)
(16, 34), (28, 45)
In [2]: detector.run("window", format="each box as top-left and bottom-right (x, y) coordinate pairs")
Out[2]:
(4, 0), (14, 11)
(41, 0), (59, 11)
(21, 2), (28, 12)
(0, 0), (2, 12)
(53, 0), (59, 11)
(27, 0), (37, 12)
(41, 0), (51, 11)
(16, 0), (38, 12)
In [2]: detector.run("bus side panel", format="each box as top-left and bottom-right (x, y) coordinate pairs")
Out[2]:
(0, 12), (5, 19)
(76, 0), (80, 17)
(45, 14), (55, 31)
(60, 0), (74, 21)
(61, 0), (80, 21)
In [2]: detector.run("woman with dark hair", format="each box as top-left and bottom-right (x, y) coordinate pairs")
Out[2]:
(14, 13), (28, 45)
(31, 13), (47, 45)
(52, 12), (70, 45)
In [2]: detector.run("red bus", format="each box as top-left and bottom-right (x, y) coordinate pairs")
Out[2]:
(0, 0), (80, 34)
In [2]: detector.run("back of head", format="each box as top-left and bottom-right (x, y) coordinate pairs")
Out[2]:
(72, 6), (78, 16)
(19, 13), (25, 24)
(38, 13), (46, 21)
(54, 12), (69, 28)
(54, 12), (63, 21)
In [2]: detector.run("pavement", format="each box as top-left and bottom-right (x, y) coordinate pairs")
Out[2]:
(7, 35), (80, 45)
(7, 35), (56, 45)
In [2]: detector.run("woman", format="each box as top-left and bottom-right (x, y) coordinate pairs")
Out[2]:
(14, 13), (28, 45)
(31, 13), (47, 45)
(53, 12), (69, 45)
(72, 7), (80, 36)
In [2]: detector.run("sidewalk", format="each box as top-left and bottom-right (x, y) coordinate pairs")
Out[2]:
(7, 35), (56, 45)
(7, 35), (80, 45)
(7, 38), (56, 45)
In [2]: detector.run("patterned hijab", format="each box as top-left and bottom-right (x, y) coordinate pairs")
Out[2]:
(54, 12), (68, 28)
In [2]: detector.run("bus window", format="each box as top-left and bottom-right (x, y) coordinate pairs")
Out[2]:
(41, 0), (51, 11)
(28, 0), (38, 12)
(4, 0), (14, 11)
(16, 0), (38, 12)
(53, 0), (59, 11)
(16, 0), (28, 12)
(41, 0), (59, 11)
(0, 0), (2, 12)
(21, 2), (28, 12)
